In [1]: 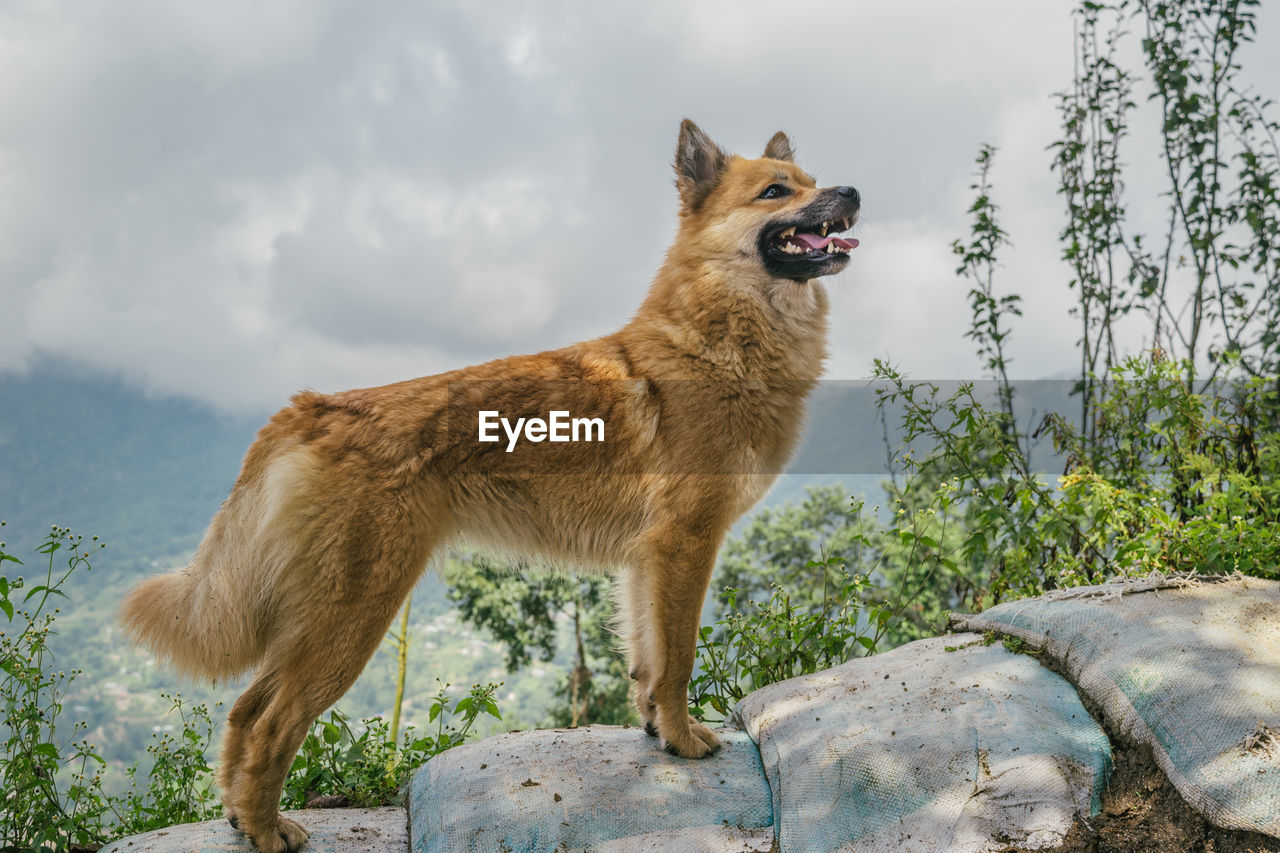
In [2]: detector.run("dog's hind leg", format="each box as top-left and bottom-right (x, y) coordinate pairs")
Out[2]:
(219, 673), (277, 831)
(223, 525), (439, 851)
(223, 593), (412, 852)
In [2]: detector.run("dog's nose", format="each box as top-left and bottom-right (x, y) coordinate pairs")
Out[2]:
(836, 185), (860, 205)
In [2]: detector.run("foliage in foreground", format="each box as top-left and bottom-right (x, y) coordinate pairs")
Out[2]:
(0, 526), (500, 851)
(280, 682), (501, 811)
(1, 525), (111, 850)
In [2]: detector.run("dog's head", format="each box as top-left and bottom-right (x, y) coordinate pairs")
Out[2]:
(673, 119), (860, 283)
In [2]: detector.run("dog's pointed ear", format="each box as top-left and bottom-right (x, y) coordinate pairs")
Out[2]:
(674, 119), (729, 212)
(763, 131), (794, 162)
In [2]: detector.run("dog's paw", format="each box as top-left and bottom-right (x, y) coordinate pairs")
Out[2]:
(246, 815), (310, 853)
(660, 720), (722, 759)
(692, 720), (722, 752)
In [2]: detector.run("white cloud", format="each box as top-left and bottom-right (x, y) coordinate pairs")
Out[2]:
(1, 0), (1276, 411)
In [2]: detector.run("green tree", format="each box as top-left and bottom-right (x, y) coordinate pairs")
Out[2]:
(442, 552), (634, 726)
(711, 484), (870, 621)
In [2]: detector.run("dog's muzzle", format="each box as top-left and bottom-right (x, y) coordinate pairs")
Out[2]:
(760, 186), (861, 281)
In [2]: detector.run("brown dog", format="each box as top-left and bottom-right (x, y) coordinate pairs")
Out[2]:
(119, 119), (859, 852)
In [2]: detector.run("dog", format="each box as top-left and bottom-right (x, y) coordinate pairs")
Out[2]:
(119, 119), (859, 852)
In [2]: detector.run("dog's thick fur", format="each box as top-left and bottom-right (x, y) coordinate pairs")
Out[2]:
(119, 120), (859, 852)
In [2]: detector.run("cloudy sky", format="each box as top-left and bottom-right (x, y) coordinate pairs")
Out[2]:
(2, 1), (1278, 414)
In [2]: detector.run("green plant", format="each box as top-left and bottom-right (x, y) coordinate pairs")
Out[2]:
(1, 521), (504, 848)
(690, 560), (875, 721)
(0, 524), (111, 851)
(869, 0), (1280, 613)
(954, 142), (1020, 445)
(386, 597), (413, 746)
(444, 553), (633, 727)
(280, 681), (501, 810)
(1053, 0), (1280, 392)
(113, 693), (222, 836)
(691, 487), (971, 720)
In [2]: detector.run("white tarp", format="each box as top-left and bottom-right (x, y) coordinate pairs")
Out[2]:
(409, 726), (774, 853)
(97, 806), (407, 853)
(954, 573), (1280, 839)
(728, 634), (1112, 852)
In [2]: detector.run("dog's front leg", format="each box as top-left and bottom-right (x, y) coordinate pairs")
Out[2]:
(630, 527), (722, 758)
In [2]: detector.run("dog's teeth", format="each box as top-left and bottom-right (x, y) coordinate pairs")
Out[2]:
(782, 227), (796, 238)
(820, 222), (829, 236)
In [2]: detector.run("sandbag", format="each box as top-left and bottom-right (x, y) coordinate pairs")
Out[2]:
(408, 725), (773, 853)
(953, 574), (1280, 839)
(729, 634), (1112, 852)
(97, 807), (407, 853)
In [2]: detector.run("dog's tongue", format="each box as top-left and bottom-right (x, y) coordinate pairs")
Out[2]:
(790, 232), (859, 251)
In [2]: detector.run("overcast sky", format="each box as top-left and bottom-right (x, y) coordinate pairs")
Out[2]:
(2, 1), (1278, 414)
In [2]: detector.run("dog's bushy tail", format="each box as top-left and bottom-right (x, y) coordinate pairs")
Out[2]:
(118, 535), (264, 681)
(120, 407), (326, 680)
(118, 459), (292, 680)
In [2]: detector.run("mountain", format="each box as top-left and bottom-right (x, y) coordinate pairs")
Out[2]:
(0, 362), (262, 572)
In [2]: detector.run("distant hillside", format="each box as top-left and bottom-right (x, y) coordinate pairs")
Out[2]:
(1, 366), (1075, 579)
(0, 362), (262, 576)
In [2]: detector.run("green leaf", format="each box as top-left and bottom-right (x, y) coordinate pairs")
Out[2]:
(34, 742), (61, 761)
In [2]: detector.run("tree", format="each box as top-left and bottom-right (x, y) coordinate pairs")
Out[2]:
(441, 552), (634, 727)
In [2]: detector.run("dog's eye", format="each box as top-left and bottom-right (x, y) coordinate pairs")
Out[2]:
(757, 184), (791, 200)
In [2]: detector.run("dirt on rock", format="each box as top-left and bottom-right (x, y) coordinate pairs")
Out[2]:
(968, 623), (1280, 853)
(999, 734), (1279, 852)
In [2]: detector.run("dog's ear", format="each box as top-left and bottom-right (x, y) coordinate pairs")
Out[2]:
(674, 119), (729, 212)
(763, 131), (794, 162)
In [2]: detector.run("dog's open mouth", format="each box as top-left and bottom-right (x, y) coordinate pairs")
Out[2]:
(766, 217), (859, 258)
